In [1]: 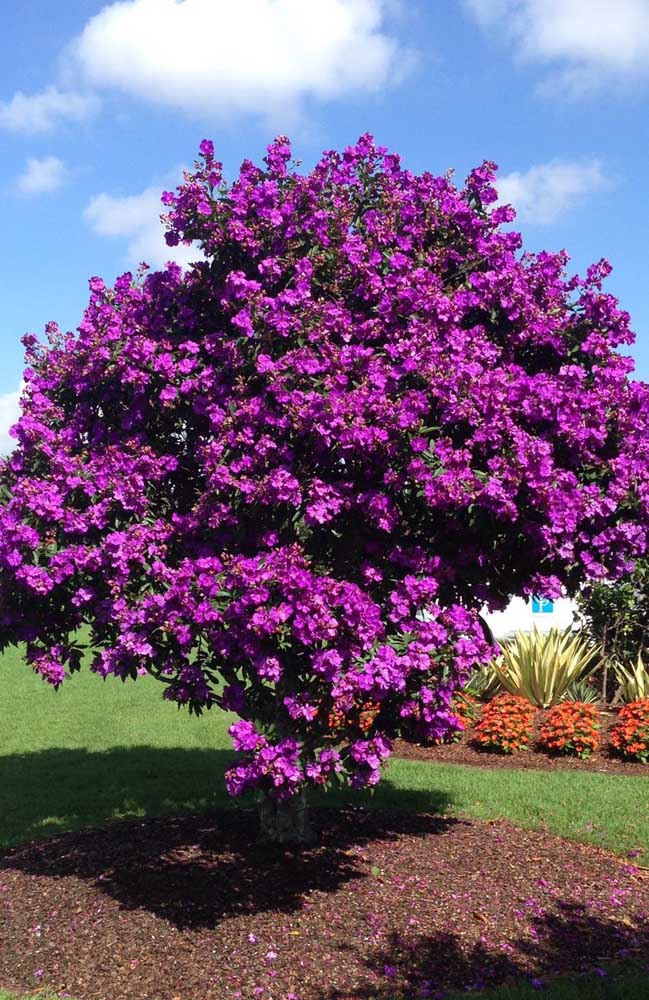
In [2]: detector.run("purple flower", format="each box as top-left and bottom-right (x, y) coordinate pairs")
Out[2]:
(283, 694), (318, 721)
(229, 720), (262, 752)
(221, 684), (246, 714)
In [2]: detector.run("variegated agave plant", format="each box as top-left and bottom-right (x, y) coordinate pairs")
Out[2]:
(464, 662), (502, 700)
(492, 627), (601, 708)
(613, 652), (649, 703)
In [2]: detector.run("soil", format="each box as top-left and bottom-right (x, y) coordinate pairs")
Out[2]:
(1, 808), (649, 1000)
(393, 708), (649, 776)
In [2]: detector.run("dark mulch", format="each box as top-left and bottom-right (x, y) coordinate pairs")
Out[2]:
(394, 709), (649, 775)
(1, 808), (649, 1000)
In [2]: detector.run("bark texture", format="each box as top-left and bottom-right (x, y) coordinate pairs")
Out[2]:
(257, 789), (314, 845)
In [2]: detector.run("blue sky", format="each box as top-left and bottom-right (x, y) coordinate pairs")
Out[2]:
(1, 0), (648, 451)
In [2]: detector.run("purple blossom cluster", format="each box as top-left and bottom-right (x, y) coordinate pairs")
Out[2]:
(1, 134), (649, 801)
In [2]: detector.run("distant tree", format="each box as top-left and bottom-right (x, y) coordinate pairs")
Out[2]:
(2, 135), (648, 841)
(577, 561), (649, 700)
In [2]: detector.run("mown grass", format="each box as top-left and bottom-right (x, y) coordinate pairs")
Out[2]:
(377, 755), (649, 864)
(445, 962), (649, 998)
(0, 645), (238, 847)
(0, 994), (63, 1000)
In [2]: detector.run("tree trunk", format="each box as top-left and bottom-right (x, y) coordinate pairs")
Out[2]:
(601, 656), (608, 705)
(257, 789), (315, 846)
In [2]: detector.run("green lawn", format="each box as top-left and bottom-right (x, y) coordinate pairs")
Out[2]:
(381, 755), (649, 864)
(0, 645), (237, 847)
(2, 647), (649, 1000)
(446, 964), (649, 999)
(0, 994), (63, 1000)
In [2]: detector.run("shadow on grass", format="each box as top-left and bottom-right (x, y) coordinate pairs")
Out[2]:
(0, 746), (239, 848)
(315, 907), (649, 998)
(0, 746), (449, 849)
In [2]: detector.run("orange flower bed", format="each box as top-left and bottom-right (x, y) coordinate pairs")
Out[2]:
(538, 702), (600, 759)
(610, 699), (649, 763)
(328, 699), (379, 735)
(472, 693), (536, 754)
(453, 693), (480, 730)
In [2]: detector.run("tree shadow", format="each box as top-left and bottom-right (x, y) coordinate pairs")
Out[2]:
(316, 905), (649, 997)
(0, 746), (455, 930)
(0, 746), (238, 846)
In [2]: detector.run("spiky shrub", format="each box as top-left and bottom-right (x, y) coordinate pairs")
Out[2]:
(493, 628), (601, 708)
(1, 135), (649, 841)
(473, 693), (536, 754)
(610, 700), (649, 762)
(539, 702), (600, 759)
(465, 662), (502, 701)
(613, 652), (649, 703)
(562, 678), (600, 705)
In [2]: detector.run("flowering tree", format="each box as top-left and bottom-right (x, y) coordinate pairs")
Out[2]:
(1, 136), (649, 842)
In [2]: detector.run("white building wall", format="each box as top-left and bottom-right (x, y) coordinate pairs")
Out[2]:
(482, 596), (578, 643)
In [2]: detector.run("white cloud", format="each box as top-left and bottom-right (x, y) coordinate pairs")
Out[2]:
(0, 388), (21, 456)
(497, 159), (609, 225)
(0, 86), (99, 134)
(70, 0), (406, 121)
(83, 185), (201, 270)
(465, 0), (649, 93)
(17, 155), (68, 196)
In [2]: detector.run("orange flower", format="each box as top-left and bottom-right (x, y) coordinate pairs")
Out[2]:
(472, 693), (536, 754)
(610, 700), (649, 762)
(539, 702), (600, 760)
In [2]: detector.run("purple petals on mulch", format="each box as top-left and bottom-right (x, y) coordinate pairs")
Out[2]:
(1, 809), (648, 999)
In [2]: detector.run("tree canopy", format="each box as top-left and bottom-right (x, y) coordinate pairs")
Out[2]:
(1, 135), (648, 811)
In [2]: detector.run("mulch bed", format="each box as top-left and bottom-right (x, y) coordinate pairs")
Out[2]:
(394, 709), (649, 775)
(1, 808), (649, 1000)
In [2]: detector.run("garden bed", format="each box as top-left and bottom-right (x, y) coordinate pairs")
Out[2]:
(394, 709), (649, 776)
(1, 808), (648, 1000)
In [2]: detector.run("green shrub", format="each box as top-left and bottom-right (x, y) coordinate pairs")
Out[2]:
(464, 661), (502, 700)
(562, 677), (600, 704)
